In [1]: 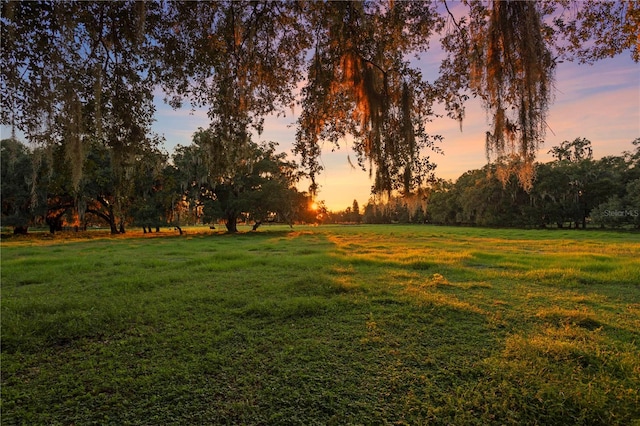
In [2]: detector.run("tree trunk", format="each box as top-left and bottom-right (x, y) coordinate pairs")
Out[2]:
(142, 227), (147, 233)
(225, 218), (238, 233)
(87, 200), (119, 234)
(13, 226), (28, 235)
(155, 226), (160, 232)
(105, 203), (118, 234)
(47, 213), (64, 234)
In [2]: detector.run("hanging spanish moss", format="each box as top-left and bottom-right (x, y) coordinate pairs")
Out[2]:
(296, 1), (439, 195)
(94, 63), (102, 140)
(64, 90), (84, 190)
(470, 0), (554, 189)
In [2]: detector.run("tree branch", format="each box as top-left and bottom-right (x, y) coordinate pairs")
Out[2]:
(443, 0), (463, 32)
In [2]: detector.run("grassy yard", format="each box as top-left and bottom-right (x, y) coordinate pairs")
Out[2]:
(1, 225), (639, 425)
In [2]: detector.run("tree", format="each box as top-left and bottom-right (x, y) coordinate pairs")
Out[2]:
(2, 2), (159, 189)
(295, 1), (441, 195)
(1, 138), (35, 233)
(411, 204), (426, 224)
(549, 137), (593, 163)
(591, 196), (627, 229)
(2, 2), (163, 235)
(154, 1), (309, 186)
(351, 199), (361, 224)
(171, 141), (212, 228)
(128, 145), (171, 233)
(590, 140), (640, 229)
(543, 138), (613, 228)
(624, 179), (640, 228)
(203, 141), (303, 233)
(438, 1), (639, 188)
(425, 179), (459, 225)
(36, 141), (78, 233)
(468, 1), (554, 191)
(177, 128), (304, 232)
(78, 140), (120, 234)
(529, 162), (567, 227)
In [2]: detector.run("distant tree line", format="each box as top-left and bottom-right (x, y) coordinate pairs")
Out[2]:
(1, 132), (317, 234)
(322, 200), (362, 225)
(358, 138), (640, 229)
(361, 194), (428, 225)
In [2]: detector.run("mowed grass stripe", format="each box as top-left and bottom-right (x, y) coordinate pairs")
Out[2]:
(1, 225), (639, 424)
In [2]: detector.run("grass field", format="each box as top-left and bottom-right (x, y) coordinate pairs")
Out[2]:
(1, 224), (639, 425)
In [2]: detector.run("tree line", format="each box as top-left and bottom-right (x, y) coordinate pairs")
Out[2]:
(2, 1), (638, 225)
(353, 138), (640, 229)
(1, 132), (317, 234)
(4, 134), (638, 233)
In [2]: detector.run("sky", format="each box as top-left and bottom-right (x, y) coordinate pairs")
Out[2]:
(153, 52), (639, 211)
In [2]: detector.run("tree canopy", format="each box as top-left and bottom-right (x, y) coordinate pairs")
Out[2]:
(2, 0), (638, 198)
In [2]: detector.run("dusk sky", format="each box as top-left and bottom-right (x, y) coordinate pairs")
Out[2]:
(153, 51), (639, 211)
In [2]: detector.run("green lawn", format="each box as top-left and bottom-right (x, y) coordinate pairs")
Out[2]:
(2, 225), (639, 425)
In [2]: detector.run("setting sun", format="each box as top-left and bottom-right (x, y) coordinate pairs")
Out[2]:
(310, 202), (319, 211)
